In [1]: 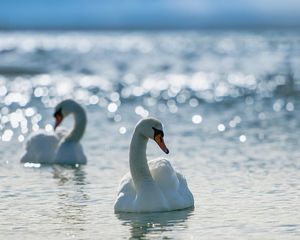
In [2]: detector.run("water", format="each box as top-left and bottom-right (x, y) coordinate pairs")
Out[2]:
(0, 30), (300, 239)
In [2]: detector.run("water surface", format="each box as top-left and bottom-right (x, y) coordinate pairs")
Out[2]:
(0, 30), (299, 239)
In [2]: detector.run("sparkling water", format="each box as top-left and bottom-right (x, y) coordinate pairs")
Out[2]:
(0, 31), (299, 239)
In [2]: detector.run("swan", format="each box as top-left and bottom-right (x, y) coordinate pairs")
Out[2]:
(20, 99), (87, 165)
(114, 118), (194, 213)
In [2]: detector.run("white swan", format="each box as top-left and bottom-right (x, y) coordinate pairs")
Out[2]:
(114, 118), (194, 213)
(20, 99), (87, 165)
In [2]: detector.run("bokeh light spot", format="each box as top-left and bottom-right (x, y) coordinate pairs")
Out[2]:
(2, 129), (13, 141)
(18, 135), (25, 142)
(239, 135), (247, 143)
(119, 126), (127, 134)
(107, 103), (118, 113)
(192, 115), (202, 124)
(286, 102), (294, 112)
(217, 124), (226, 132)
(45, 124), (53, 132)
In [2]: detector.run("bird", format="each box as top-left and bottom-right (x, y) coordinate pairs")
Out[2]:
(20, 99), (87, 165)
(114, 118), (194, 212)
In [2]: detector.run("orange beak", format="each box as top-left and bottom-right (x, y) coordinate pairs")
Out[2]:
(154, 134), (169, 154)
(54, 114), (63, 130)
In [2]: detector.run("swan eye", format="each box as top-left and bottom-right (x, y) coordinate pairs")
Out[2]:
(54, 108), (62, 118)
(152, 127), (164, 138)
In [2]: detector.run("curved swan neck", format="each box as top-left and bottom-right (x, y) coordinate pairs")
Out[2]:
(129, 131), (153, 189)
(65, 106), (87, 142)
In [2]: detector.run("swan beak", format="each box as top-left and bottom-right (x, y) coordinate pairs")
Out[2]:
(54, 114), (63, 130)
(154, 135), (169, 154)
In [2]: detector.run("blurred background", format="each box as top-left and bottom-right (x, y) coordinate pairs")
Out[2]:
(0, 1), (300, 239)
(1, 0), (300, 29)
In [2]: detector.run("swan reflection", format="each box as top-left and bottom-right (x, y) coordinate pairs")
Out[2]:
(52, 165), (89, 232)
(52, 165), (87, 186)
(116, 208), (194, 239)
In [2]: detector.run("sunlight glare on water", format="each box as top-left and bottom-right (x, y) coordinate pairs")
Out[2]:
(0, 31), (300, 239)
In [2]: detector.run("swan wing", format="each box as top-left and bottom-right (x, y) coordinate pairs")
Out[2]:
(175, 171), (194, 208)
(148, 158), (179, 190)
(114, 173), (136, 212)
(54, 141), (87, 164)
(149, 158), (194, 210)
(20, 131), (59, 163)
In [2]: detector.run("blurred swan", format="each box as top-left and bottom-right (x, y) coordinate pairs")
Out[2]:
(114, 118), (194, 213)
(20, 99), (87, 165)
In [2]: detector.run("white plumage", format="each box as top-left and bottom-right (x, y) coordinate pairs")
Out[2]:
(20, 100), (87, 165)
(114, 118), (194, 212)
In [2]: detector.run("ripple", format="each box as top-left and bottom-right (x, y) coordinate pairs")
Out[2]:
(0, 30), (300, 240)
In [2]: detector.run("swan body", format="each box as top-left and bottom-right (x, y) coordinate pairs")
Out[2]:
(20, 130), (61, 164)
(20, 99), (87, 165)
(114, 118), (194, 213)
(55, 140), (86, 164)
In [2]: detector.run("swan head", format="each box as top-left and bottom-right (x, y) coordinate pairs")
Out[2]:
(136, 118), (169, 154)
(53, 99), (83, 130)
